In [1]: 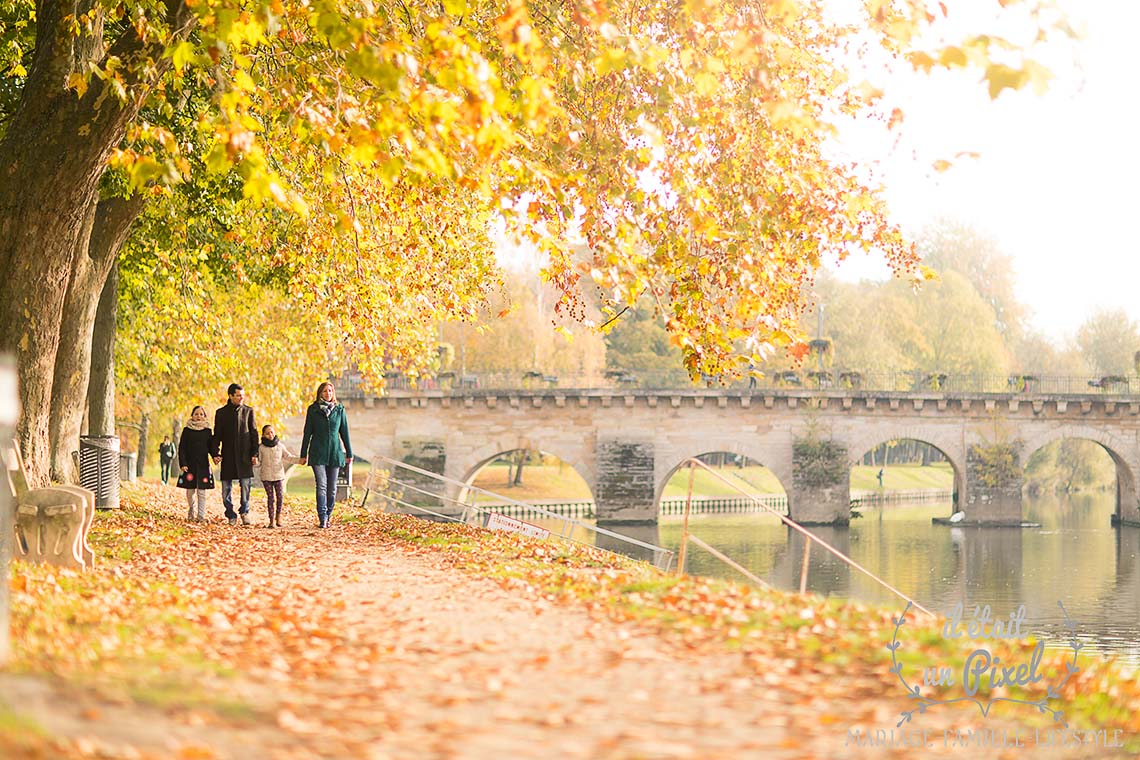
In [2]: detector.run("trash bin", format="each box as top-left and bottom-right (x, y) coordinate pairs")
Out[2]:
(79, 435), (120, 510)
(0, 355), (17, 665)
(119, 452), (137, 482)
(336, 464), (353, 503)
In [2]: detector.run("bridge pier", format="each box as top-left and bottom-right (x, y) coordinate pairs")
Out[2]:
(962, 443), (1024, 525)
(1112, 468), (1140, 527)
(790, 438), (851, 526)
(595, 439), (657, 524)
(392, 438), (452, 516)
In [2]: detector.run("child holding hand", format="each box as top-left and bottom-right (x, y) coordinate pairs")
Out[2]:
(257, 424), (297, 527)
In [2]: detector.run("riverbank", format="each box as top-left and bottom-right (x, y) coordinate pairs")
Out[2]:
(2, 482), (1137, 758)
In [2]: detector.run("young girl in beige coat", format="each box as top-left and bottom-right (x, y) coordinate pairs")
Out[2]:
(257, 424), (298, 527)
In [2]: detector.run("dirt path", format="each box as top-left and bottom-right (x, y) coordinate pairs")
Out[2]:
(3, 495), (1130, 759)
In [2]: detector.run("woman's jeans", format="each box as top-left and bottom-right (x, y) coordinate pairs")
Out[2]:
(312, 465), (340, 521)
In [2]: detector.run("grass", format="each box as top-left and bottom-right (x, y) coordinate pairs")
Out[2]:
(127, 679), (260, 721)
(467, 461), (955, 501)
(471, 461), (593, 501)
(850, 462), (954, 491)
(0, 706), (49, 758)
(0, 706), (44, 738)
(661, 465), (785, 497)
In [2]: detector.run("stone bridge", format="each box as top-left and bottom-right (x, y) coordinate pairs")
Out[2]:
(292, 389), (1140, 527)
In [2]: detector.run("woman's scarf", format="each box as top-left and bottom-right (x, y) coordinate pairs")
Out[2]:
(318, 400), (335, 418)
(186, 417), (209, 431)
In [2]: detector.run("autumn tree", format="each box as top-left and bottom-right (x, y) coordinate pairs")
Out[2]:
(603, 301), (687, 382)
(1076, 309), (1140, 377)
(806, 270), (1008, 377)
(440, 273), (606, 380)
(0, 0), (1072, 485)
(918, 220), (1026, 342)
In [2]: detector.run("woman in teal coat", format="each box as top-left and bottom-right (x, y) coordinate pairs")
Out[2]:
(299, 381), (353, 528)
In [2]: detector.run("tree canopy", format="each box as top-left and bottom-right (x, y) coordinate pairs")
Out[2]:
(0, 0), (1070, 484)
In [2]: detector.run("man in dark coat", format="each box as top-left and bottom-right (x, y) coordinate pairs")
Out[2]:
(157, 435), (176, 484)
(211, 383), (260, 526)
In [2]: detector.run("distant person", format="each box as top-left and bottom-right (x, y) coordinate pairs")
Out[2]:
(300, 381), (353, 529)
(876, 468), (884, 488)
(177, 406), (215, 522)
(212, 383), (260, 526)
(257, 424), (298, 528)
(158, 435), (176, 484)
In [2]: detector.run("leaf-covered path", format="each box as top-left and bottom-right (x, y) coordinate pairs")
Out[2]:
(3, 486), (1133, 759)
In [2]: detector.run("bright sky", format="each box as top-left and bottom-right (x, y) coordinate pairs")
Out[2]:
(826, 0), (1140, 345)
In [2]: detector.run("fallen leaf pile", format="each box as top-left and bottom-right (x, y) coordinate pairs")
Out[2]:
(2, 482), (1138, 759)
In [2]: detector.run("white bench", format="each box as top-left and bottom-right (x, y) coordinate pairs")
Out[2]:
(3, 442), (95, 570)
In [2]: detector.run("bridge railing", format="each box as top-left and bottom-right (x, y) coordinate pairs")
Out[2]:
(337, 370), (1140, 396)
(675, 458), (935, 618)
(360, 454), (676, 572)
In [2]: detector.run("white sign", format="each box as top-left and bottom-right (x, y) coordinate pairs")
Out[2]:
(485, 511), (550, 540)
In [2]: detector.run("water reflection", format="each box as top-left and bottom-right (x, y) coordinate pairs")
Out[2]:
(525, 492), (1140, 662)
(645, 492), (1140, 665)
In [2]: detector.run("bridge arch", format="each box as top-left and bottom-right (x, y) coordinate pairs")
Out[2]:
(1019, 425), (1139, 521)
(654, 448), (790, 519)
(456, 441), (596, 506)
(844, 429), (964, 510)
(844, 427), (966, 474)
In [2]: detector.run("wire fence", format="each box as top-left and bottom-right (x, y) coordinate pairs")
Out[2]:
(336, 371), (1140, 397)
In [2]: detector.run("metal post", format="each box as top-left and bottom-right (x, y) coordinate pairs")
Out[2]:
(0, 356), (17, 665)
(798, 539), (812, 594)
(677, 461), (695, 575)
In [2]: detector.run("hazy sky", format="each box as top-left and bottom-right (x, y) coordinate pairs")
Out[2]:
(825, 0), (1136, 345)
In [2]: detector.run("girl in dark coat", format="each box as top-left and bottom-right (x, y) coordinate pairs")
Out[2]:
(178, 405), (216, 522)
(299, 381), (352, 528)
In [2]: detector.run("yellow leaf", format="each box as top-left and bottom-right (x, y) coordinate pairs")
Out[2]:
(938, 46), (967, 68)
(67, 72), (88, 98)
(694, 72), (719, 96)
(985, 63), (1026, 99)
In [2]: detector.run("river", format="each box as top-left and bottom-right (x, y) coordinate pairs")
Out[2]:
(593, 492), (1140, 665)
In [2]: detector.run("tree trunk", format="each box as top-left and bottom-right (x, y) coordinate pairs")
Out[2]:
(513, 450), (525, 486)
(46, 201), (97, 481)
(48, 195), (146, 482)
(0, 0), (190, 486)
(137, 411), (150, 477)
(88, 264), (119, 437)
